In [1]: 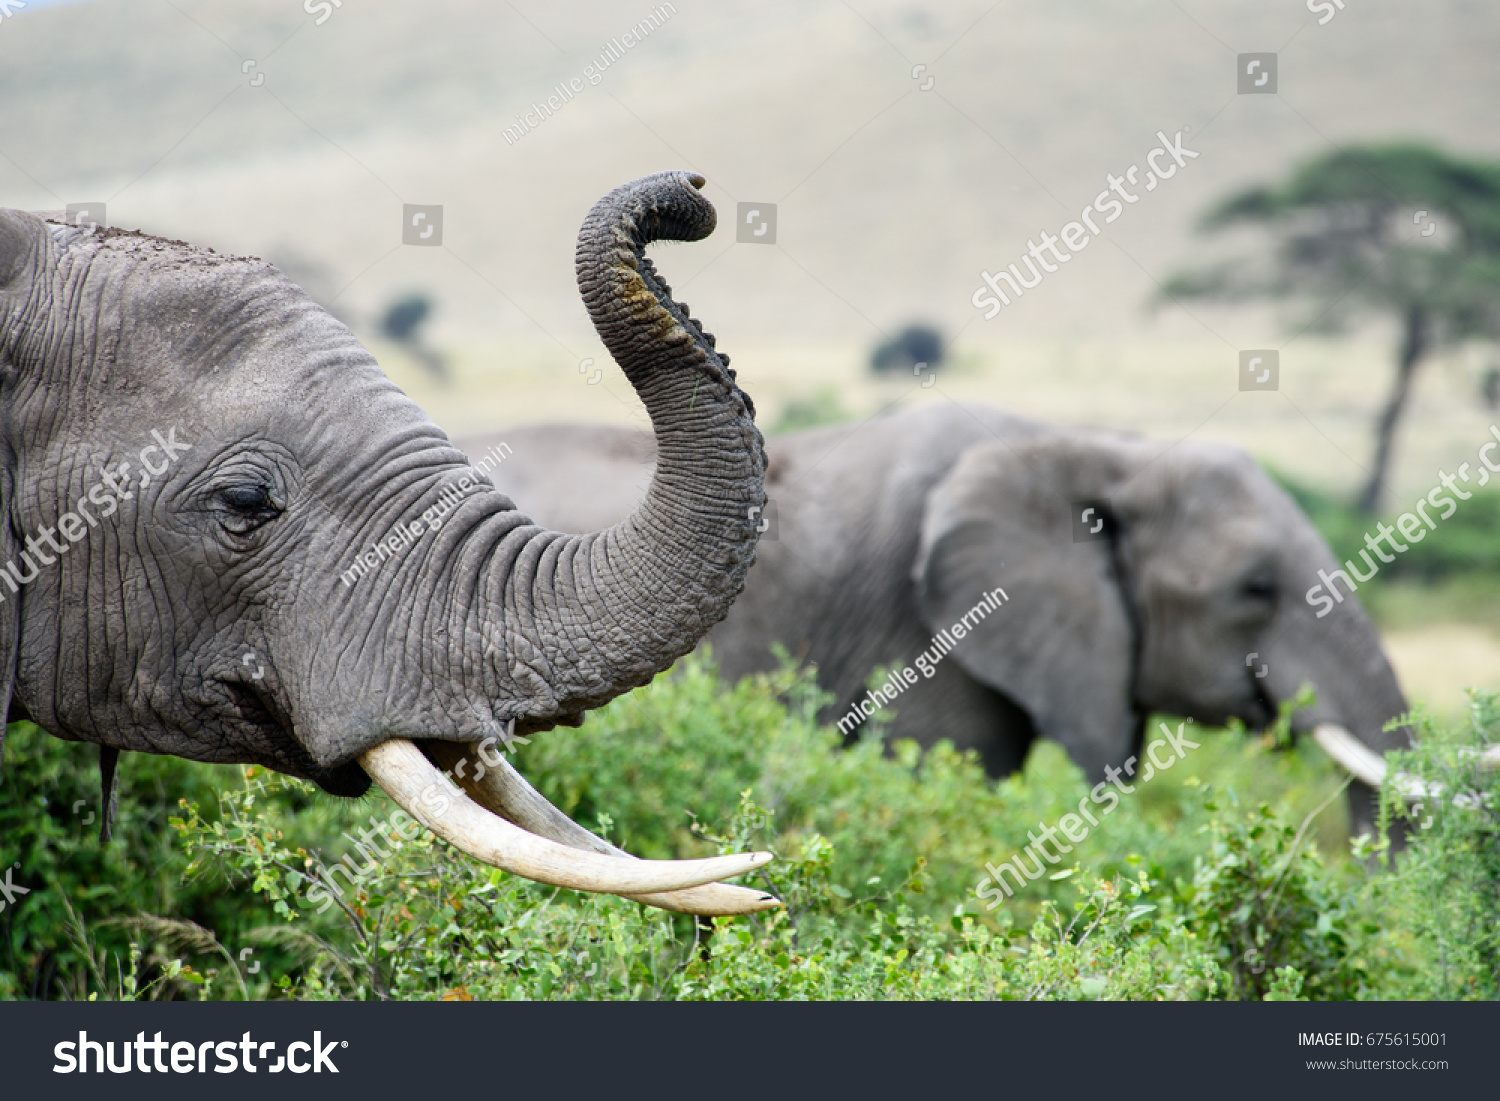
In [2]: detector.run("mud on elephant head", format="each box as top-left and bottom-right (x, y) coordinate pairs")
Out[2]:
(0, 172), (780, 915)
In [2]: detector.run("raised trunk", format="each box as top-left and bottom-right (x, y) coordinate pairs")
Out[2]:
(480, 172), (765, 728)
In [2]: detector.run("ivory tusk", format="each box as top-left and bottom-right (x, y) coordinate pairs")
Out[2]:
(425, 741), (781, 916)
(359, 739), (772, 896)
(1313, 723), (1500, 803)
(1311, 723), (1389, 789)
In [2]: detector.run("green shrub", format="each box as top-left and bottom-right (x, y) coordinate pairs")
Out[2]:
(1177, 790), (1363, 1000)
(1364, 693), (1500, 999)
(168, 779), (1230, 1002)
(4, 659), (1497, 1001)
(769, 386), (850, 435)
(1273, 469), (1500, 582)
(0, 722), (230, 999)
(0, 721), (413, 999)
(513, 655), (1354, 930)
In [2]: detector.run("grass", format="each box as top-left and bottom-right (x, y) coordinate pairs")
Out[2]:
(1362, 575), (1500, 632)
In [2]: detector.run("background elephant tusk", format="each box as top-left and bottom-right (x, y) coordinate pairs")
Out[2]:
(1312, 723), (1389, 789)
(425, 741), (781, 916)
(359, 739), (773, 896)
(1313, 723), (1500, 803)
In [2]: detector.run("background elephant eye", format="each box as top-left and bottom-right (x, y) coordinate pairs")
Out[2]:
(1240, 574), (1277, 603)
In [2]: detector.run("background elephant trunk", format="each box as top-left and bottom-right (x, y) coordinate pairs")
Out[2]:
(1263, 573), (1412, 831)
(480, 172), (765, 723)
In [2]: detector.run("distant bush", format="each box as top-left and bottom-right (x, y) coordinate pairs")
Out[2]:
(1274, 470), (1500, 581)
(380, 294), (433, 342)
(870, 324), (945, 374)
(769, 386), (850, 435)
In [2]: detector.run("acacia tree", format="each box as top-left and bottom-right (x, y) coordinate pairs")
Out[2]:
(1165, 143), (1500, 512)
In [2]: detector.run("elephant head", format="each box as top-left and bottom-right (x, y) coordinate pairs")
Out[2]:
(913, 430), (1410, 833)
(0, 172), (778, 914)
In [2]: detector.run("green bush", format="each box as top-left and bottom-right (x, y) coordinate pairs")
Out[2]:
(768, 386), (850, 435)
(1274, 469), (1500, 582)
(168, 777), (1232, 1002)
(0, 720), (413, 999)
(1364, 693), (1500, 999)
(0, 722), (230, 999)
(3, 660), (1497, 1001)
(1178, 791), (1364, 1000)
(511, 654), (1357, 929)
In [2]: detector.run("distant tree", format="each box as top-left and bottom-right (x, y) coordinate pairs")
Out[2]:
(1164, 143), (1500, 512)
(380, 293), (448, 382)
(871, 324), (945, 374)
(380, 294), (432, 342)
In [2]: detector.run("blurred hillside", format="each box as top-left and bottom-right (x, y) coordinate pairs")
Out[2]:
(4, 1), (1498, 484)
(3, 0), (1497, 345)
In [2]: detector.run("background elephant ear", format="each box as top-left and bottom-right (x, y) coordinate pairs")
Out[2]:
(913, 435), (1143, 781)
(0, 210), (40, 772)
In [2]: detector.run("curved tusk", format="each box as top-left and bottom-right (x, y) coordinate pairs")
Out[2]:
(1312, 723), (1389, 789)
(1313, 723), (1500, 803)
(426, 742), (780, 916)
(359, 739), (772, 896)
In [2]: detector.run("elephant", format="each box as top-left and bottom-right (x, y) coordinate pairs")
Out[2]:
(0, 171), (783, 917)
(462, 403), (1413, 834)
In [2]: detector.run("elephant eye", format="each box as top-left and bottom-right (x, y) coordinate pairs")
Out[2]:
(1240, 574), (1277, 603)
(215, 483), (282, 534)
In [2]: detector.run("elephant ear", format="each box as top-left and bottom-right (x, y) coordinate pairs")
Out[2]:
(913, 434), (1145, 781)
(0, 211), (43, 774)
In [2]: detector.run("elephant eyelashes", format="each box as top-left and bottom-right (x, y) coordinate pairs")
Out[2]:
(214, 483), (283, 534)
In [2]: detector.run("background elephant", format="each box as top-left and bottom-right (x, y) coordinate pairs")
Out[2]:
(0, 171), (779, 914)
(465, 403), (1411, 833)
